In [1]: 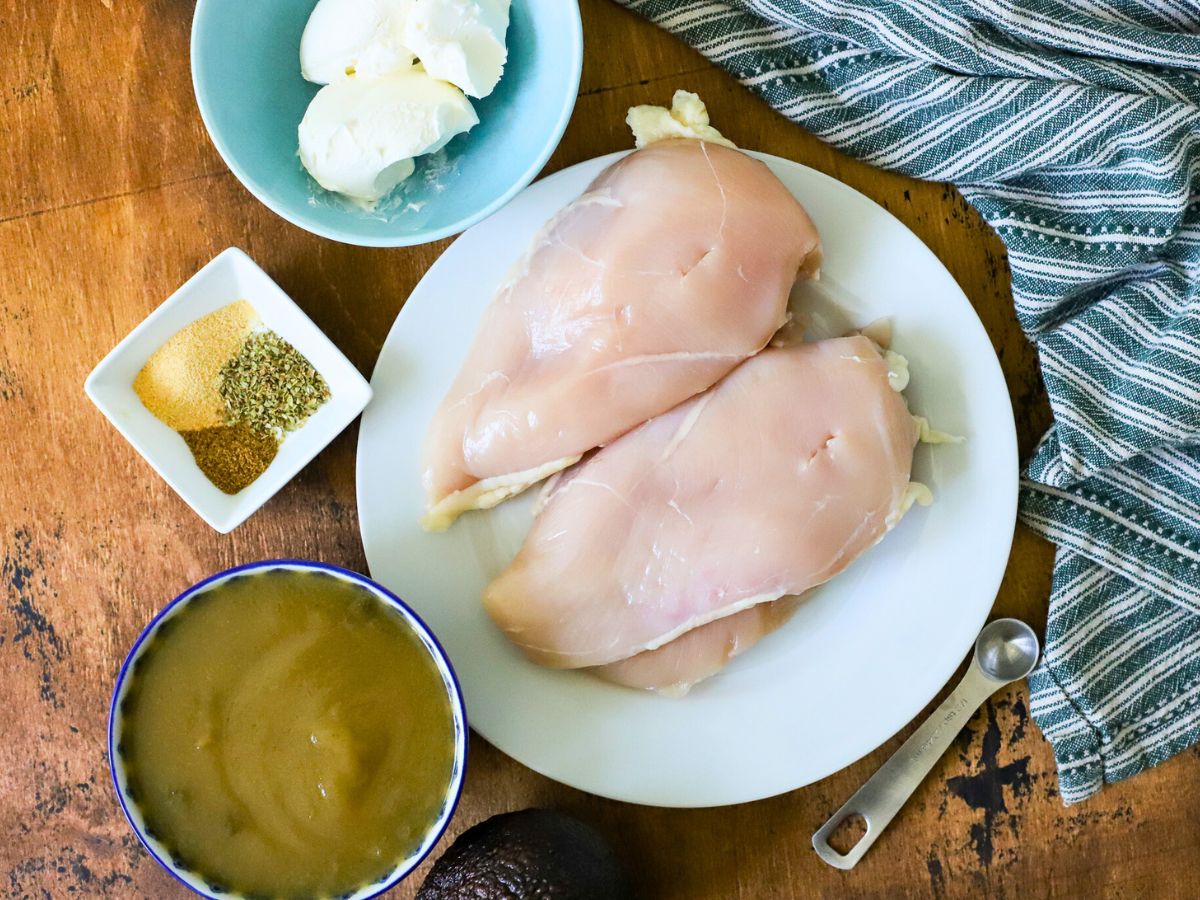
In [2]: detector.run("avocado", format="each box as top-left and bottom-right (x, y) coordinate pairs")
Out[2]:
(416, 809), (630, 900)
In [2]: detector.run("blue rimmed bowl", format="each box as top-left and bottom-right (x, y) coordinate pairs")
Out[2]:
(191, 0), (583, 247)
(108, 560), (468, 899)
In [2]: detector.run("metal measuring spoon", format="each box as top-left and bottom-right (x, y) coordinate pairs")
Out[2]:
(812, 618), (1040, 869)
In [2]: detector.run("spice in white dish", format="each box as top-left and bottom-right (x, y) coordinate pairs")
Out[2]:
(218, 331), (331, 436)
(132, 301), (330, 495)
(133, 301), (259, 432)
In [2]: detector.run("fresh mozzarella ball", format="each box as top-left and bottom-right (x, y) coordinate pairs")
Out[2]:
(299, 69), (478, 202)
(402, 0), (510, 99)
(300, 0), (416, 84)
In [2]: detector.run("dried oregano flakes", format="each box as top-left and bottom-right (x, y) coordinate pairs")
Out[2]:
(218, 331), (331, 437)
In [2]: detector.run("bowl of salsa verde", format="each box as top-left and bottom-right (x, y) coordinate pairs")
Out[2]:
(109, 560), (467, 899)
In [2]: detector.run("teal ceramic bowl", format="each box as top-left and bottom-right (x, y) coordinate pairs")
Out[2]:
(191, 0), (583, 247)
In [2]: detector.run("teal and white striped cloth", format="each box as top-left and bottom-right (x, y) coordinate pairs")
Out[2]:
(615, 0), (1200, 803)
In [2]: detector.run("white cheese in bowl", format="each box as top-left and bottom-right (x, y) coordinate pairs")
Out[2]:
(302, 0), (510, 97)
(299, 68), (478, 204)
(402, 0), (510, 99)
(297, 0), (510, 205)
(300, 0), (415, 83)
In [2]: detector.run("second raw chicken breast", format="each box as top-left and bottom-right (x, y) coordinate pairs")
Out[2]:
(592, 598), (802, 696)
(420, 137), (820, 529)
(484, 337), (921, 669)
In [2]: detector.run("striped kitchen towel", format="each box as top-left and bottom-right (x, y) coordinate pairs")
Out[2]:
(614, 0), (1200, 803)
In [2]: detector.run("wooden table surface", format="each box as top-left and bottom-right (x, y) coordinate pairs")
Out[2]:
(4, 1), (1199, 897)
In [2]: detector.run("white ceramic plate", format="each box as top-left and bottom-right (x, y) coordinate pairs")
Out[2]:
(357, 152), (1018, 807)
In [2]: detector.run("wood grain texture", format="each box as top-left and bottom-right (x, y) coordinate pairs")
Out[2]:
(2, 1), (1197, 897)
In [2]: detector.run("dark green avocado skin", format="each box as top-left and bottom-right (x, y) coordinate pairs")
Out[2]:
(416, 809), (631, 900)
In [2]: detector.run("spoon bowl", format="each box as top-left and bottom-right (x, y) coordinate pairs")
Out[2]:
(975, 618), (1040, 682)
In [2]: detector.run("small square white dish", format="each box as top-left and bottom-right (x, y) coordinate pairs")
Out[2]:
(85, 246), (371, 533)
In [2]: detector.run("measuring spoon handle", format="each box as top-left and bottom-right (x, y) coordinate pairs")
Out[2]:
(812, 663), (1007, 870)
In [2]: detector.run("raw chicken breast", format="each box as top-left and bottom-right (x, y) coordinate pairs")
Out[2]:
(420, 139), (821, 530)
(593, 598), (801, 696)
(484, 337), (919, 669)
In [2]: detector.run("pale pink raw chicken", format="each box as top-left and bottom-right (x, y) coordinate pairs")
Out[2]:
(593, 598), (802, 695)
(420, 139), (820, 530)
(484, 337), (920, 669)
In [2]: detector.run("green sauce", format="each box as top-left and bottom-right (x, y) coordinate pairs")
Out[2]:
(118, 569), (457, 898)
